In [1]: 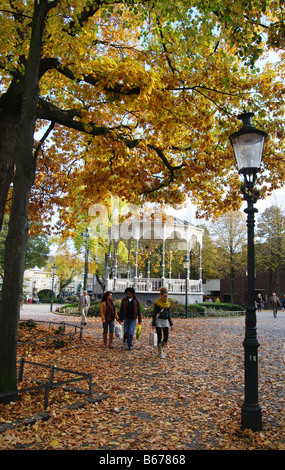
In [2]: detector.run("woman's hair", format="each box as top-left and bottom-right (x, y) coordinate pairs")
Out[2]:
(102, 291), (112, 302)
(160, 287), (168, 295)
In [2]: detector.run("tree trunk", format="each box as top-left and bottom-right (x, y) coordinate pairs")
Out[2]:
(0, 80), (22, 231)
(230, 249), (235, 304)
(0, 0), (55, 401)
(230, 266), (235, 304)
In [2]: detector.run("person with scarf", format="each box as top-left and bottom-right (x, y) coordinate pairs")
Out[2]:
(152, 287), (173, 358)
(100, 291), (118, 348)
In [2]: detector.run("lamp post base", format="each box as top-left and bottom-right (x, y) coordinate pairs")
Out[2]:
(241, 404), (262, 431)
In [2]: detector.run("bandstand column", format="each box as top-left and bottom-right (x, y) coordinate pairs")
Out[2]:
(199, 243), (202, 291)
(186, 241), (190, 297)
(161, 240), (165, 287)
(127, 240), (131, 280)
(134, 239), (138, 289)
(113, 240), (118, 291)
(106, 239), (111, 280)
(146, 245), (151, 290)
(168, 249), (172, 291)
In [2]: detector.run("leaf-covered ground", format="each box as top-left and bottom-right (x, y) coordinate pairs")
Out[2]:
(0, 313), (284, 450)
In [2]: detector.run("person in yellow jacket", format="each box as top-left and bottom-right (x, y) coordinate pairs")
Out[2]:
(100, 291), (118, 348)
(152, 287), (173, 359)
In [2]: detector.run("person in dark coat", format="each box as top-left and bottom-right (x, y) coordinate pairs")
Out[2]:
(119, 287), (141, 351)
(269, 292), (281, 318)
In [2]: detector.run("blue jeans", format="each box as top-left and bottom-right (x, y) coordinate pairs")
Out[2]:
(124, 319), (136, 350)
(103, 319), (114, 334)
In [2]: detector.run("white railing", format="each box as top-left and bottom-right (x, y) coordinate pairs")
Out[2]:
(105, 278), (201, 293)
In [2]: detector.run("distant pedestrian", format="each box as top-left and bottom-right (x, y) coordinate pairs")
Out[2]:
(100, 291), (118, 348)
(256, 293), (263, 312)
(119, 287), (141, 351)
(78, 290), (90, 325)
(152, 287), (173, 359)
(269, 293), (281, 318)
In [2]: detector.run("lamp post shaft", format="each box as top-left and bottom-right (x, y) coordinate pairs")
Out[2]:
(50, 272), (54, 312)
(182, 254), (190, 318)
(84, 236), (88, 291)
(185, 268), (188, 318)
(242, 198), (262, 431)
(82, 229), (89, 291)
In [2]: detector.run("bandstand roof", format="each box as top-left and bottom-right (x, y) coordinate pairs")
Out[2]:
(108, 217), (203, 248)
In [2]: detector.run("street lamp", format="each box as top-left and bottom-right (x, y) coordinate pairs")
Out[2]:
(182, 254), (190, 318)
(229, 111), (267, 431)
(50, 263), (56, 312)
(81, 227), (90, 291)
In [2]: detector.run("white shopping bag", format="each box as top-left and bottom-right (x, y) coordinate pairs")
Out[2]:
(115, 323), (123, 340)
(149, 331), (157, 346)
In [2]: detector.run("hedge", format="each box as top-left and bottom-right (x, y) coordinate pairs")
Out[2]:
(60, 300), (244, 318)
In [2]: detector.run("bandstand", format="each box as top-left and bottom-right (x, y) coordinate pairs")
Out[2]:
(105, 217), (203, 305)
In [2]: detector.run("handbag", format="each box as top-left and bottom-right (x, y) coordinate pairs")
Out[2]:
(149, 331), (157, 346)
(115, 323), (123, 340)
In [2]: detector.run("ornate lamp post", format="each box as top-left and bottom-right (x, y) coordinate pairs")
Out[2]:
(229, 111), (267, 431)
(81, 227), (90, 291)
(50, 263), (56, 312)
(182, 254), (190, 318)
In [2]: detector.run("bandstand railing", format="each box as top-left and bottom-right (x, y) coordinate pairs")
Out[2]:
(105, 278), (201, 293)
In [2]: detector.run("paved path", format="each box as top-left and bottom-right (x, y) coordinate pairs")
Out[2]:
(20, 303), (285, 345)
(20, 303), (68, 321)
(20, 302), (285, 323)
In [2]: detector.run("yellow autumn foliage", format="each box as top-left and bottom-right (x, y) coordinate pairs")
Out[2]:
(1, 0), (285, 234)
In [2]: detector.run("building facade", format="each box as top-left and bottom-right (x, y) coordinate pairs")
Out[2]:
(220, 272), (285, 307)
(23, 267), (92, 299)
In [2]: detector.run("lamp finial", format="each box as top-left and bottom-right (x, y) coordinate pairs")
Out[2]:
(238, 111), (254, 128)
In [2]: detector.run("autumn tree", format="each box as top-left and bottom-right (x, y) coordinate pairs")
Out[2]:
(199, 226), (220, 282)
(256, 205), (285, 296)
(2, 1), (285, 232)
(208, 211), (247, 303)
(1, 0), (285, 399)
(49, 249), (83, 293)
